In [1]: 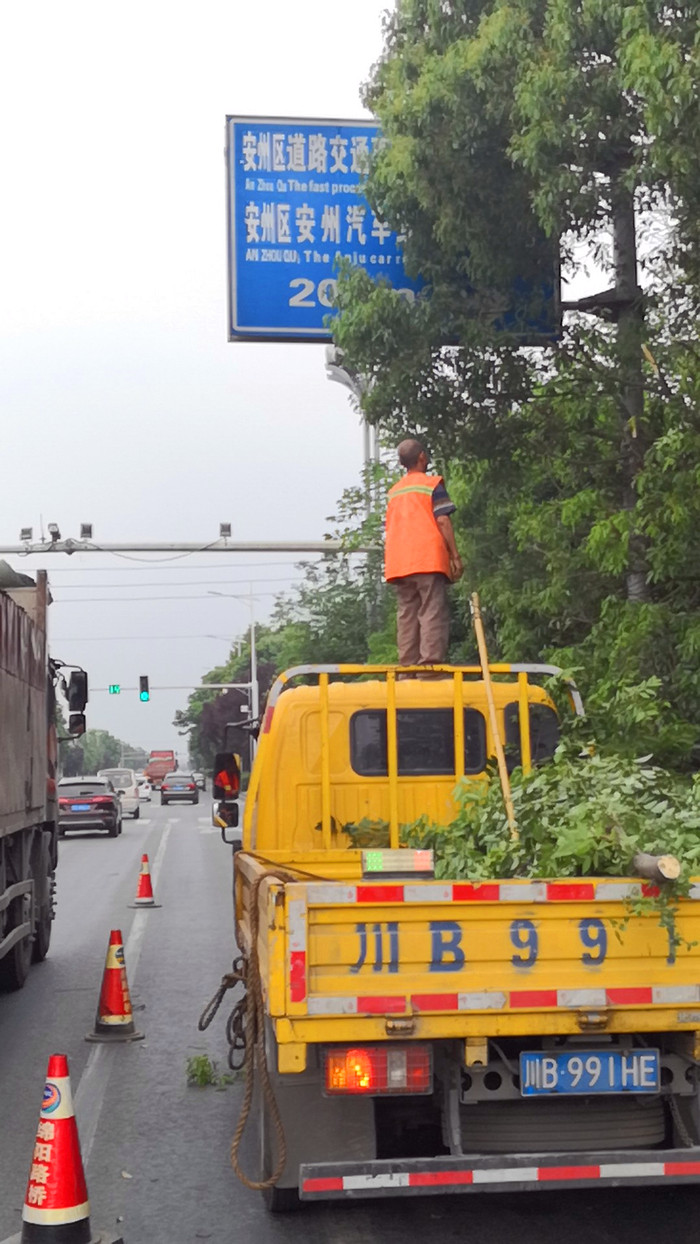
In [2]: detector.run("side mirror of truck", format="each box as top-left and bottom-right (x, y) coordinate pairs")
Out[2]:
(68, 713), (86, 737)
(213, 799), (240, 847)
(67, 670), (88, 712)
(212, 751), (241, 800)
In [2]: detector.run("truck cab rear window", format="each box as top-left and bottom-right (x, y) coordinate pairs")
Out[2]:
(504, 702), (559, 770)
(350, 709), (486, 777)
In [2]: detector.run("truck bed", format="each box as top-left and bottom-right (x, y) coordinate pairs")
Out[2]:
(237, 853), (700, 1044)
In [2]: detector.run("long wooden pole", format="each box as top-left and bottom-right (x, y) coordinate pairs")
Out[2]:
(470, 593), (519, 841)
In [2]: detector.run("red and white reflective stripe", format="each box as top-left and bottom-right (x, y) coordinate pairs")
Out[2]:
(304, 881), (700, 904)
(287, 895), (307, 1004)
(306, 984), (700, 1015)
(302, 1159), (700, 1195)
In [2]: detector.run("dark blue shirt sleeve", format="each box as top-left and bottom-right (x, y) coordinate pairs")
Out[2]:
(432, 480), (456, 518)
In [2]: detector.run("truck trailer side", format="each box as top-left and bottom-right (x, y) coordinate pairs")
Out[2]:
(0, 570), (58, 990)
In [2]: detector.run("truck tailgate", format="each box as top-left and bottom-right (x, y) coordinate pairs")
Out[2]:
(281, 877), (700, 1037)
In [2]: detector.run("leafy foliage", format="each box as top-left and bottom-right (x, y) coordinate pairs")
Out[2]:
(185, 1054), (236, 1089)
(403, 744), (700, 888)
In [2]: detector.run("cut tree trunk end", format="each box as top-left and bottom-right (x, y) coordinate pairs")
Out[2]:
(632, 852), (681, 883)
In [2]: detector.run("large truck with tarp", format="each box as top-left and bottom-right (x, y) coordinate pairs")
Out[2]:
(223, 657), (700, 1210)
(145, 749), (177, 790)
(0, 567), (59, 989)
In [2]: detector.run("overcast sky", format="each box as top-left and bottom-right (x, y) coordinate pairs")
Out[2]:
(0, 0), (391, 762)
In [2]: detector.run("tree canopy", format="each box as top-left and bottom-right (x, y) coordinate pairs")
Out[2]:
(329, 0), (700, 768)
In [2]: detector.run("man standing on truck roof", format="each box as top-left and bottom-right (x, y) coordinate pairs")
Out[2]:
(384, 438), (463, 667)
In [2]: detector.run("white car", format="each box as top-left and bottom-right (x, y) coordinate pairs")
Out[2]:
(136, 776), (152, 801)
(97, 768), (141, 818)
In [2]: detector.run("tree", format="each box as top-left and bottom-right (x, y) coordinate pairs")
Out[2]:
(60, 729), (149, 777)
(332, 0), (700, 766)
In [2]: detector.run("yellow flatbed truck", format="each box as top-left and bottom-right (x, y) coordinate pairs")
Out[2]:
(232, 664), (700, 1209)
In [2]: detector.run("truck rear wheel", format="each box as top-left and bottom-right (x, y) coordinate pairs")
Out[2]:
(260, 1096), (300, 1214)
(262, 1184), (300, 1214)
(32, 837), (54, 963)
(0, 897), (32, 991)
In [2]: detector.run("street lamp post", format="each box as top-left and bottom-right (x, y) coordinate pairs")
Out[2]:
(324, 345), (378, 520)
(208, 588), (260, 758)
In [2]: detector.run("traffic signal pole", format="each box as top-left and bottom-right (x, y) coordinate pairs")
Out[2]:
(0, 538), (373, 556)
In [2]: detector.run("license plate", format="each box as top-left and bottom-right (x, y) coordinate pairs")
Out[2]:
(520, 1049), (660, 1096)
(71, 803), (90, 811)
(173, 785), (184, 790)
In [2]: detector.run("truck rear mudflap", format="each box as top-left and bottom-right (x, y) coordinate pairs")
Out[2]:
(300, 1148), (700, 1199)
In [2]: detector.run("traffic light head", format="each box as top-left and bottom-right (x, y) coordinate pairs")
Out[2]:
(139, 675), (150, 702)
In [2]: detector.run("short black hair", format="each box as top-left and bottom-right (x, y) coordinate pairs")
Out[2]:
(397, 438), (426, 468)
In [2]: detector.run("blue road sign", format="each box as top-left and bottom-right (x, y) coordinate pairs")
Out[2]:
(226, 116), (421, 342)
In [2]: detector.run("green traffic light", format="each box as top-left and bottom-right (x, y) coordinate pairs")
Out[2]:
(139, 691), (150, 701)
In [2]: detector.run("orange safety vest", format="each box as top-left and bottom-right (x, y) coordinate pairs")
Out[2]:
(216, 770), (239, 794)
(384, 473), (451, 581)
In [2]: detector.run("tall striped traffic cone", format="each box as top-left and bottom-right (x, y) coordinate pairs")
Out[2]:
(15, 1054), (124, 1244)
(85, 929), (143, 1044)
(128, 853), (160, 908)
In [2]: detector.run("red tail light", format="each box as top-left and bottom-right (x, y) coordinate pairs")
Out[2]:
(188, 783), (195, 790)
(92, 796), (115, 806)
(324, 1045), (432, 1096)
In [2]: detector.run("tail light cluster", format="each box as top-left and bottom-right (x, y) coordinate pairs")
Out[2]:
(324, 1044), (432, 1096)
(58, 795), (113, 806)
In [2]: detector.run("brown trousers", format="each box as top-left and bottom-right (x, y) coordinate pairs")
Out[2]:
(393, 573), (450, 666)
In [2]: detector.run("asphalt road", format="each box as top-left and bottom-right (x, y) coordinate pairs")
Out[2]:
(2, 800), (700, 1242)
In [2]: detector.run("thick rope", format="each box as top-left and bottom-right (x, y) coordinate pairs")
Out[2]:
(199, 868), (300, 1191)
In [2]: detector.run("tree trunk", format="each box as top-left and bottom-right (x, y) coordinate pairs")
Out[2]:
(613, 184), (650, 603)
(632, 852), (681, 883)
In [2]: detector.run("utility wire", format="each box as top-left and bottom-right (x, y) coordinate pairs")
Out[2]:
(39, 560), (320, 574)
(52, 634), (235, 641)
(50, 575), (304, 591)
(51, 591), (286, 604)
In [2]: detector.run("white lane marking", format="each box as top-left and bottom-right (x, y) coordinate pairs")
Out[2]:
(75, 821), (173, 1165)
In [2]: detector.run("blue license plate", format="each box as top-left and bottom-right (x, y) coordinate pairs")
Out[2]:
(520, 1049), (660, 1096)
(172, 785), (184, 790)
(71, 803), (90, 811)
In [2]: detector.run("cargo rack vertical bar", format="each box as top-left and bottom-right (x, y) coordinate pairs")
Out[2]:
(386, 669), (400, 849)
(517, 671), (532, 776)
(319, 672), (332, 848)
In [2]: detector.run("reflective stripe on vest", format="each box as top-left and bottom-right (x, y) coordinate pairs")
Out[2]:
(384, 473), (451, 581)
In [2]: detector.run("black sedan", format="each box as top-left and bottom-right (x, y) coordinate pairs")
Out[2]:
(57, 777), (123, 837)
(160, 772), (199, 805)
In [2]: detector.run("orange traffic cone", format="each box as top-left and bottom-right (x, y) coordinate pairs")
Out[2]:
(128, 853), (160, 908)
(85, 929), (144, 1044)
(17, 1053), (124, 1244)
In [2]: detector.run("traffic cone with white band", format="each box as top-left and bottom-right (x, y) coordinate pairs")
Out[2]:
(20, 1053), (90, 1243)
(85, 929), (143, 1043)
(14, 1053), (124, 1244)
(128, 853), (160, 908)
